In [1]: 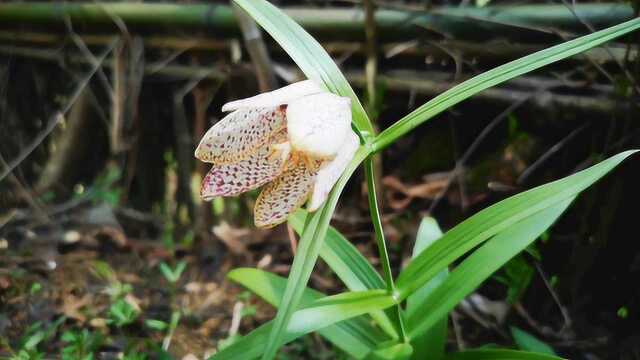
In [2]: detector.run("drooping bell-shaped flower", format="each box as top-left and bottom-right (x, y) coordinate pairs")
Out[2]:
(194, 80), (359, 228)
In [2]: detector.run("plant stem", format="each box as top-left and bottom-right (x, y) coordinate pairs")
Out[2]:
(364, 156), (408, 342)
(364, 157), (393, 292)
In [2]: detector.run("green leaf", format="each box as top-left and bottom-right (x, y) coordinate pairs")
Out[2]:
(290, 210), (399, 338)
(511, 327), (557, 355)
(444, 349), (565, 360)
(23, 331), (45, 350)
(289, 290), (397, 335)
(210, 317), (386, 360)
(208, 323), (272, 360)
(232, 0), (373, 136)
(289, 210), (384, 291)
(373, 18), (640, 151)
(396, 151), (636, 300)
(366, 342), (414, 360)
(406, 217), (448, 360)
(158, 262), (175, 283)
(223, 268), (386, 359)
(145, 319), (168, 331)
(500, 255), (535, 304)
(220, 289), (395, 360)
(406, 198), (574, 340)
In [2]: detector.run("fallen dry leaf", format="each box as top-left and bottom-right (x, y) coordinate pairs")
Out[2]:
(383, 175), (448, 210)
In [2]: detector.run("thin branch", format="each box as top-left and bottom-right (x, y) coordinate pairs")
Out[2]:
(0, 40), (118, 183)
(535, 263), (573, 333)
(0, 153), (49, 221)
(564, 0), (640, 96)
(363, 0), (378, 113)
(65, 17), (114, 95)
(232, 2), (277, 91)
(427, 91), (539, 213)
(146, 48), (190, 75)
(517, 123), (589, 185)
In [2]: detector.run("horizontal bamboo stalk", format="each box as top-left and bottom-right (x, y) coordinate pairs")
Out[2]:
(0, 30), (228, 51)
(1, 29), (635, 68)
(0, 3), (635, 43)
(346, 71), (628, 115)
(0, 43), (627, 116)
(0, 44), (230, 80)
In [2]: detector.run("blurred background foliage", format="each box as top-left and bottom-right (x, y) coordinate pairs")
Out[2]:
(1, 1), (639, 359)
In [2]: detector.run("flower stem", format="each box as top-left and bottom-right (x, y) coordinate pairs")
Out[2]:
(364, 156), (408, 342)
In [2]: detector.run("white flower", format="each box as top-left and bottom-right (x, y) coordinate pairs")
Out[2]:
(194, 80), (359, 228)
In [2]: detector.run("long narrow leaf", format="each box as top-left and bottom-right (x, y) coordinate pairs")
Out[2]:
(444, 349), (565, 360)
(289, 210), (385, 291)
(231, 199), (572, 360)
(406, 217), (448, 360)
(208, 322), (274, 360)
(211, 289), (396, 360)
(396, 151), (636, 299)
(511, 327), (557, 355)
(372, 18), (640, 151)
(289, 290), (396, 334)
(227, 268), (385, 358)
(406, 198), (574, 340)
(209, 316), (379, 360)
(366, 342), (414, 360)
(233, 0), (373, 135)
(290, 210), (398, 338)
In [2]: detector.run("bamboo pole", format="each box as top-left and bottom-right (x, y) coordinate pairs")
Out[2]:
(0, 3), (634, 42)
(0, 29), (636, 67)
(0, 43), (627, 116)
(0, 30), (228, 51)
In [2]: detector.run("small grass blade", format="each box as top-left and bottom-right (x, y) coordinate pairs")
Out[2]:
(511, 327), (557, 355)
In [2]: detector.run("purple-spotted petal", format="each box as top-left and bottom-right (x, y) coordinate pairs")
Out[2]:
(195, 106), (285, 164)
(254, 160), (321, 228)
(200, 132), (288, 200)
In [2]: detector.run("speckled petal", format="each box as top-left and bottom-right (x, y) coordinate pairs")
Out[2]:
(194, 106), (286, 164)
(254, 160), (321, 228)
(201, 132), (288, 200)
(221, 80), (324, 112)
